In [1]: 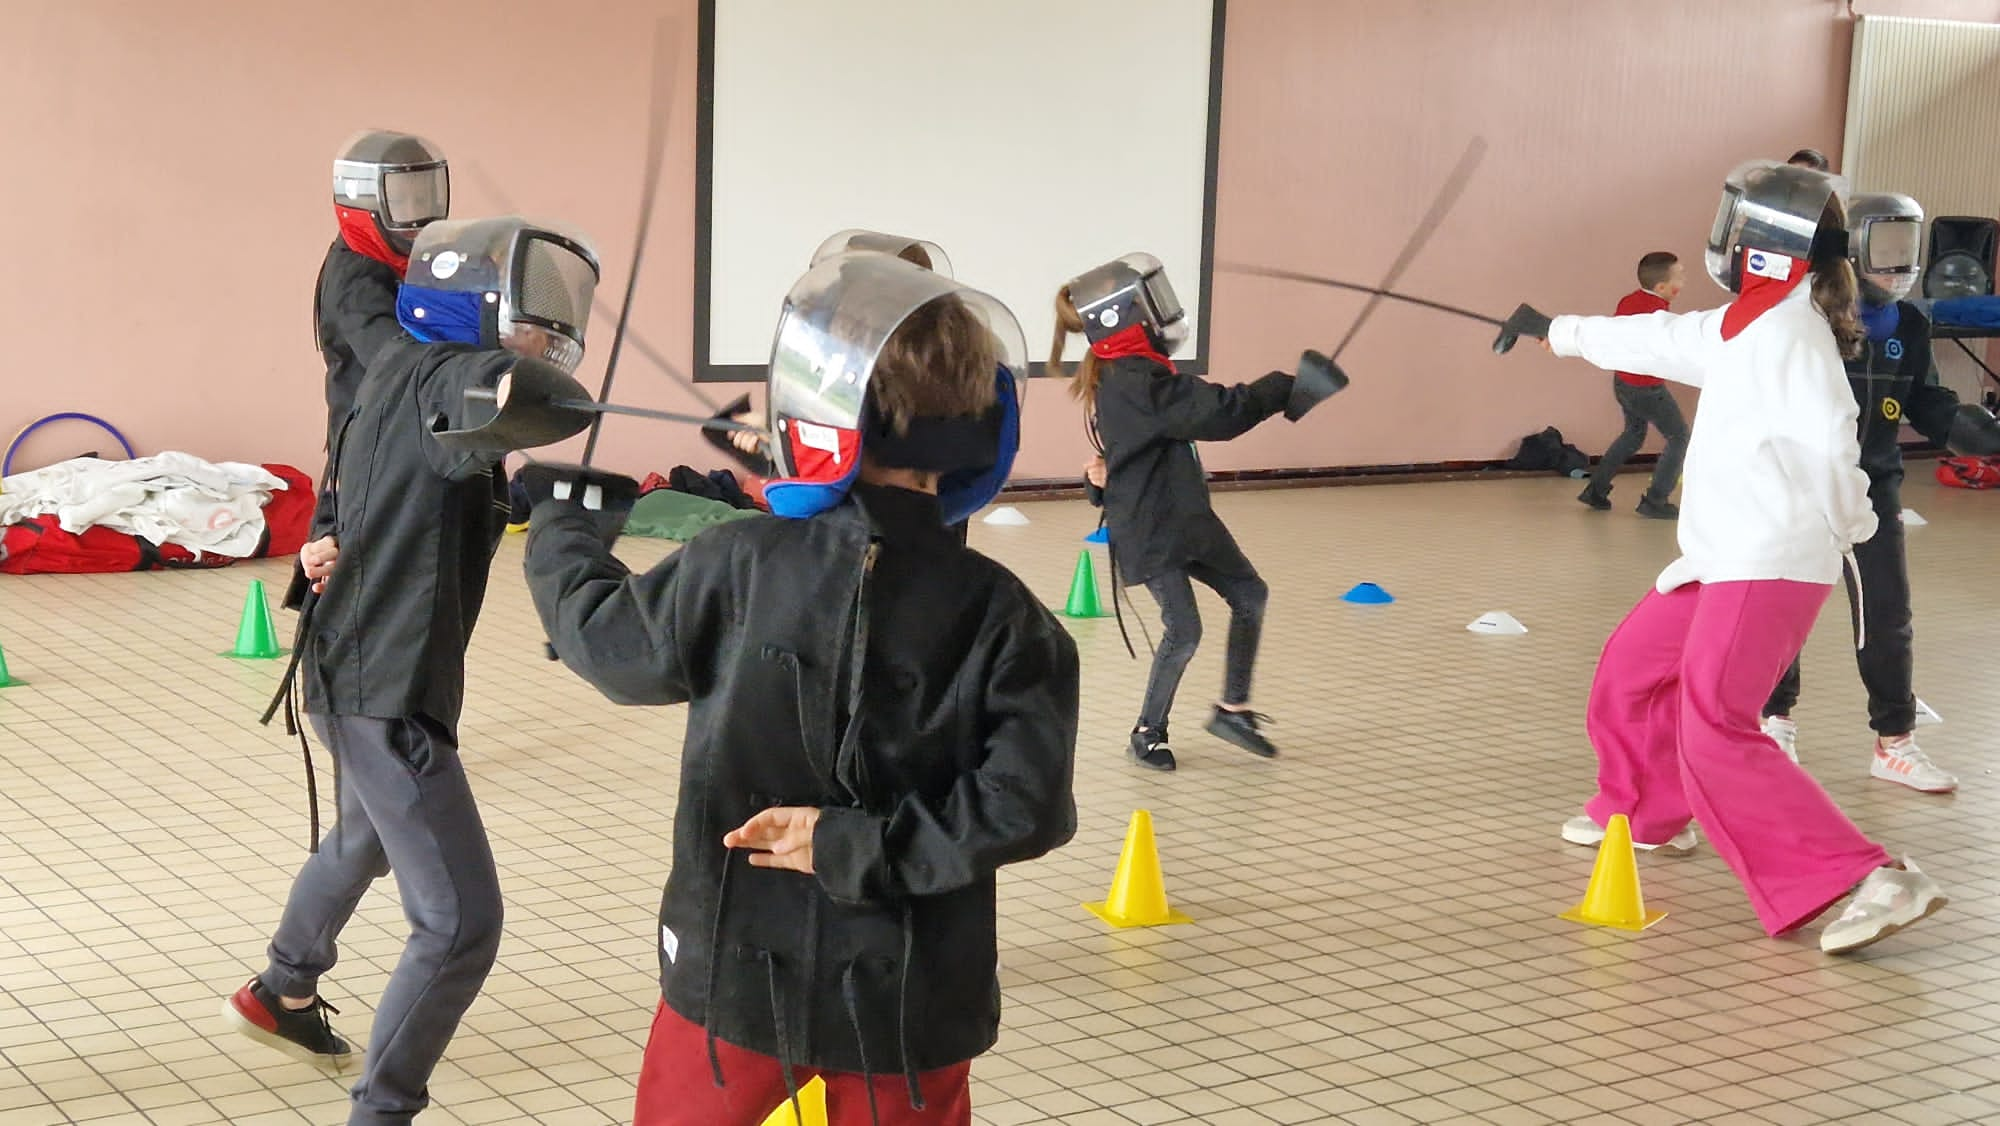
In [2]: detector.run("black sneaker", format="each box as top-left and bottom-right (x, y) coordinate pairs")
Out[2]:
(1128, 727), (1176, 771)
(1635, 496), (1679, 520)
(1576, 486), (1612, 511)
(1206, 707), (1278, 758)
(222, 978), (354, 1072)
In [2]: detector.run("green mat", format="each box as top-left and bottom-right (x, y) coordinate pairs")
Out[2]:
(619, 489), (765, 542)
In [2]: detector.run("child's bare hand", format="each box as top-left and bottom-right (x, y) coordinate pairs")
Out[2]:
(300, 536), (339, 593)
(728, 408), (767, 455)
(1084, 457), (1107, 488)
(723, 806), (821, 874)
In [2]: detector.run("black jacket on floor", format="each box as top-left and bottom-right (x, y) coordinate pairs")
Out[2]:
(1088, 356), (1293, 586)
(298, 336), (513, 730)
(524, 484), (1078, 1082)
(1850, 302), (1960, 486)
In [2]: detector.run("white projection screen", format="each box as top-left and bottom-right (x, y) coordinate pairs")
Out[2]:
(695, 0), (1225, 380)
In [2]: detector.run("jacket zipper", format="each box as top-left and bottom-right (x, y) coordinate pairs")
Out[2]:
(833, 541), (880, 800)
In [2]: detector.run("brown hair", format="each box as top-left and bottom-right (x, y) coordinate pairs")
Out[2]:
(1787, 148), (1831, 172)
(1636, 251), (1678, 290)
(868, 293), (999, 435)
(1809, 197), (1863, 359)
(1049, 286), (1103, 404)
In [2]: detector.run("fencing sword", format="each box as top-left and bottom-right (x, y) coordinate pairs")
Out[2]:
(1322, 136), (1488, 364)
(1217, 262), (1505, 330)
(579, 17), (680, 465)
(459, 159), (728, 415)
(451, 24), (763, 451)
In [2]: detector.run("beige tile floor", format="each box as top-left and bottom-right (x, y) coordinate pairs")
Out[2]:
(2, 474), (1997, 1126)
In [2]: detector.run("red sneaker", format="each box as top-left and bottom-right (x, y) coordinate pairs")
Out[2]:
(220, 978), (355, 1072)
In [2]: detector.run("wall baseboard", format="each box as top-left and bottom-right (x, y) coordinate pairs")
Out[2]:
(1002, 445), (1949, 501)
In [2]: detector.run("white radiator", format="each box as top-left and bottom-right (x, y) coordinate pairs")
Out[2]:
(1843, 14), (2000, 218)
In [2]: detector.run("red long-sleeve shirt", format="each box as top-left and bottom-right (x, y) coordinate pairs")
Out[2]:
(1613, 289), (1670, 386)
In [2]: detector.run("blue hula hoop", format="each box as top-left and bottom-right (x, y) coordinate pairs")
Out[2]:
(5, 413), (138, 477)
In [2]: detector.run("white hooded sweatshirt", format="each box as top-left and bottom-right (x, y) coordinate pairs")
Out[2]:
(1549, 282), (1876, 593)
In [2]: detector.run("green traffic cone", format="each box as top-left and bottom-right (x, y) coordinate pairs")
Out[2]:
(1061, 551), (1112, 619)
(222, 579), (285, 659)
(0, 638), (22, 688)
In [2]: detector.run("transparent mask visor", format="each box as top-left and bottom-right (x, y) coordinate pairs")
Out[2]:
(382, 166), (449, 227)
(1864, 218), (1921, 274)
(1708, 187), (1742, 256)
(1143, 270), (1184, 326)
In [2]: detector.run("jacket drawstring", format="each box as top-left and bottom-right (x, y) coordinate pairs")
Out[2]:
(835, 921), (922, 1126)
(702, 854), (737, 1088)
(261, 409), (354, 855)
(840, 964), (883, 1126)
(1845, 550), (1867, 651)
(761, 951), (803, 1123)
(260, 593), (323, 852)
(896, 904), (924, 1111)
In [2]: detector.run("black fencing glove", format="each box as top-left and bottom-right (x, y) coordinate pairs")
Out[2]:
(1286, 350), (1350, 421)
(434, 357), (596, 453)
(1948, 402), (2000, 457)
(519, 462), (641, 547)
(1492, 304), (1553, 355)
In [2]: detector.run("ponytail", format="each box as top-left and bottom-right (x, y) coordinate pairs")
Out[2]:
(1811, 258), (1864, 359)
(1809, 197), (1863, 359)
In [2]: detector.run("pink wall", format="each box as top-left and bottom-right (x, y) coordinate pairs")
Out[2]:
(1, 0), (698, 481)
(4, 0), (1994, 482)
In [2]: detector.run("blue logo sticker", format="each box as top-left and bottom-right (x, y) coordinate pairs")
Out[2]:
(1747, 252), (1766, 272)
(1885, 338), (1904, 360)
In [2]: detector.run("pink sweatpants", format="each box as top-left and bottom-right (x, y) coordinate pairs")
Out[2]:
(1582, 580), (1891, 935)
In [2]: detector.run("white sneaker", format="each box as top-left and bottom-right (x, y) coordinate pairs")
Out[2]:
(1870, 736), (1957, 793)
(1819, 860), (1948, 953)
(1560, 815), (1700, 856)
(1762, 716), (1799, 763)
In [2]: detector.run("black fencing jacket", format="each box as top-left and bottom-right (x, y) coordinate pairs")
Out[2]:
(525, 484), (1078, 1104)
(1090, 356), (1293, 585)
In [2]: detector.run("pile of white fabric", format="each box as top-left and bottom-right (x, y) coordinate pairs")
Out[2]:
(0, 452), (289, 559)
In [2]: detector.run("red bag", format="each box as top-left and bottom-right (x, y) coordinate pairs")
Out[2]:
(1936, 456), (2000, 489)
(0, 463), (313, 574)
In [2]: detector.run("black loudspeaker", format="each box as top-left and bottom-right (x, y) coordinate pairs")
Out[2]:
(1925, 216), (1998, 299)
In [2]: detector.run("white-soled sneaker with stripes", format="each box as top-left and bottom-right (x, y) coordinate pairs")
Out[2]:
(1761, 715), (1798, 763)
(1560, 815), (1700, 856)
(1870, 735), (1957, 793)
(1820, 860), (1948, 954)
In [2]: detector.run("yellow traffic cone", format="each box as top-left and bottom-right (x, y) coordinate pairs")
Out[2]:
(757, 1076), (827, 1126)
(1084, 810), (1192, 927)
(1560, 814), (1666, 931)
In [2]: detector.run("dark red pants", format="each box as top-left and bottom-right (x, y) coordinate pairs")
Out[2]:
(632, 1000), (972, 1126)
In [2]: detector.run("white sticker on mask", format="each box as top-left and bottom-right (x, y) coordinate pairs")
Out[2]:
(661, 925), (679, 963)
(794, 420), (843, 463)
(1745, 252), (1790, 281)
(430, 251), (462, 280)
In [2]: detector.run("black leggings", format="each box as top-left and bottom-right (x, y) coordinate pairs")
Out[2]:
(1137, 562), (1268, 732)
(1763, 484), (1915, 735)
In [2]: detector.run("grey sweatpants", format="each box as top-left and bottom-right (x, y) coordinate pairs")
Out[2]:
(1588, 378), (1689, 503)
(261, 714), (502, 1126)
